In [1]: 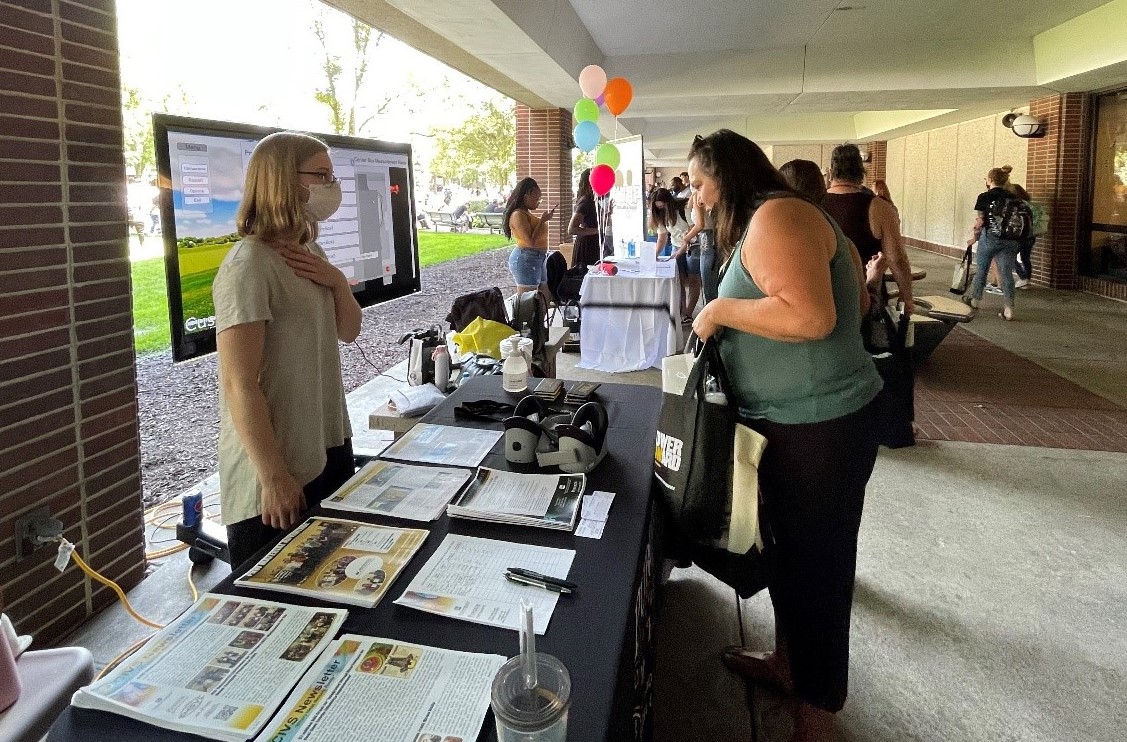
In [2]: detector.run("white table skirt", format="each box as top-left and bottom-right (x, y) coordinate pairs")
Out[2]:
(577, 273), (683, 372)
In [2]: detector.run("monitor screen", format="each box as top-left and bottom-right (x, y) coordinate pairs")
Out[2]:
(153, 114), (421, 362)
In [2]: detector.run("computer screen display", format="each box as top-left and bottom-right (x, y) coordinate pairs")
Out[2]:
(153, 114), (420, 362)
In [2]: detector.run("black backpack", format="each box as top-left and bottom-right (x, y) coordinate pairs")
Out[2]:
(988, 196), (1033, 240)
(510, 291), (549, 376)
(446, 287), (508, 332)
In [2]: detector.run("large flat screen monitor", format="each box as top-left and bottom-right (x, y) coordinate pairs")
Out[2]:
(153, 114), (421, 362)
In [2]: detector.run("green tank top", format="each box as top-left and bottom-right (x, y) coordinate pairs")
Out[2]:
(717, 202), (882, 424)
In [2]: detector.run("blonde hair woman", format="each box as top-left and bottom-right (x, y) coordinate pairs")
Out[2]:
(965, 165), (1021, 320)
(214, 131), (362, 570)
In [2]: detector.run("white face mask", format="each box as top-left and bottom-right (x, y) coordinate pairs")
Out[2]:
(303, 181), (342, 222)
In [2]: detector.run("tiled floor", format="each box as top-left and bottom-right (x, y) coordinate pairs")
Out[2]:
(914, 326), (1127, 451)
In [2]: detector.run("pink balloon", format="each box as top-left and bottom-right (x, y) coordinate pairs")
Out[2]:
(590, 164), (615, 196)
(578, 65), (607, 99)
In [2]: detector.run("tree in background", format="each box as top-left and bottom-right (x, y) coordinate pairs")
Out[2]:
(121, 85), (193, 179)
(429, 100), (516, 191)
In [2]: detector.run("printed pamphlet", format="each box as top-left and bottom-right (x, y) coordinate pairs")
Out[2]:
(323, 460), (473, 522)
(379, 423), (502, 468)
(446, 468), (585, 531)
(234, 517), (427, 608)
(253, 634), (504, 742)
(71, 594), (346, 741)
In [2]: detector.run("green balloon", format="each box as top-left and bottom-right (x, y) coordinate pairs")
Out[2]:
(573, 98), (599, 123)
(595, 142), (620, 170)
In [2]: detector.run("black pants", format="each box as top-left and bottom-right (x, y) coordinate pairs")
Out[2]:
(1015, 236), (1036, 280)
(226, 441), (355, 573)
(743, 401), (879, 712)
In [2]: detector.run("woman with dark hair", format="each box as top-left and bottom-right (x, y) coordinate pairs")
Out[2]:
(567, 168), (601, 269)
(502, 176), (557, 297)
(650, 187), (699, 321)
(687, 130), (882, 741)
(777, 159), (826, 203)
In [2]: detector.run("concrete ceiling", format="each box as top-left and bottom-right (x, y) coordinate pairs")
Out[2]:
(326, 0), (1127, 165)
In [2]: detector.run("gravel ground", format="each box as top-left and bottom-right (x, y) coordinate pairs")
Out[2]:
(136, 247), (516, 509)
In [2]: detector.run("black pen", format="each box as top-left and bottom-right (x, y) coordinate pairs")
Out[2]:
(504, 572), (573, 594)
(506, 567), (578, 591)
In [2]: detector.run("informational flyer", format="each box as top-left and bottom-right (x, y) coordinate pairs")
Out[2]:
(322, 460), (473, 522)
(235, 517), (427, 608)
(394, 535), (575, 635)
(253, 634), (504, 742)
(379, 423), (502, 468)
(71, 594), (346, 742)
(446, 468), (585, 530)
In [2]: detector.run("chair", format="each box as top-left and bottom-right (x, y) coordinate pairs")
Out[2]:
(0, 646), (95, 742)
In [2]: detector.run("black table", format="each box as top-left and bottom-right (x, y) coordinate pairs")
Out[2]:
(48, 376), (663, 742)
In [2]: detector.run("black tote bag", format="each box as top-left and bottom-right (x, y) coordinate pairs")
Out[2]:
(654, 337), (737, 546)
(868, 307), (916, 448)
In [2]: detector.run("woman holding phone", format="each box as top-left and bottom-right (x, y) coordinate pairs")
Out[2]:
(503, 176), (557, 299)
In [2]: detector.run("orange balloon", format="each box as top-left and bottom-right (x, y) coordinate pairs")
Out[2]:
(603, 77), (633, 117)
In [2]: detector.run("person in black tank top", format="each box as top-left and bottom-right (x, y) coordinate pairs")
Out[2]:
(822, 144), (915, 314)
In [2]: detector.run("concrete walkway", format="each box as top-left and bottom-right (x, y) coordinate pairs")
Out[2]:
(61, 248), (1127, 741)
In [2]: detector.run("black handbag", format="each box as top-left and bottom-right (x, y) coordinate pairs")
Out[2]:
(654, 337), (737, 545)
(868, 307), (915, 448)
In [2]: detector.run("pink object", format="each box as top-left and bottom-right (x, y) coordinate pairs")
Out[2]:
(0, 627), (20, 712)
(578, 64), (607, 99)
(590, 164), (615, 196)
(596, 262), (618, 276)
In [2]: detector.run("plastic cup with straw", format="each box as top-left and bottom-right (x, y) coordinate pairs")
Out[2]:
(490, 600), (571, 741)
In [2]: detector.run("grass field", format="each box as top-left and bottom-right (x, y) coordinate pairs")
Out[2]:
(131, 231), (512, 356)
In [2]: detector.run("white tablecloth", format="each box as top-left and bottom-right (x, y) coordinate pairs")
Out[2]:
(577, 273), (683, 372)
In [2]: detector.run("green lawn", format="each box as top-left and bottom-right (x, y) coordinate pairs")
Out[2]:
(130, 231), (511, 356)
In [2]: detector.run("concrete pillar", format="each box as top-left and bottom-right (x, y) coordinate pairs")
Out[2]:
(1026, 93), (1090, 290)
(515, 105), (573, 248)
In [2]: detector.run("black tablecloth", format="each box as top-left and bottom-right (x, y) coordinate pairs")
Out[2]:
(48, 376), (663, 742)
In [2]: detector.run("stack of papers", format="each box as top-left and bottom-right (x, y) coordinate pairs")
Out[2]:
(380, 423), (502, 468)
(446, 468), (585, 531)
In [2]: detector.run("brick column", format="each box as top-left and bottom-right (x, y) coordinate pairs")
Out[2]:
(0, 0), (146, 645)
(864, 140), (887, 188)
(515, 105), (573, 248)
(1026, 93), (1090, 290)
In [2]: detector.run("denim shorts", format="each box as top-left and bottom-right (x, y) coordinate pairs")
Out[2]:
(677, 244), (701, 277)
(509, 247), (547, 286)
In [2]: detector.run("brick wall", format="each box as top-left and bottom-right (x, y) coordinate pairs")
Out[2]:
(515, 105), (573, 248)
(1026, 93), (1090, 290)
(865, 140), (887, 188)
(0, 0), (146, 646)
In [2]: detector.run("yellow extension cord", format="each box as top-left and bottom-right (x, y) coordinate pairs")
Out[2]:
(79, 490), (219, 678)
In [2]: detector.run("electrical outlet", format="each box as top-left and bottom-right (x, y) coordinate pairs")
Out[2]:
(15, 507), (60, 562)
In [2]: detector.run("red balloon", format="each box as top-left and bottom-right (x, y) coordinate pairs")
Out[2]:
(603, 77), (633, 116)
(590, 164), (615, 196)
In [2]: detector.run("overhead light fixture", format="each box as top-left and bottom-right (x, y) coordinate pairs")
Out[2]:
(1003, 113), (1047, 138)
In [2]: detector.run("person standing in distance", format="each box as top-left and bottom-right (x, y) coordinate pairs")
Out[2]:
(503, 177), (557, 299)
(213, 132), (362, 571)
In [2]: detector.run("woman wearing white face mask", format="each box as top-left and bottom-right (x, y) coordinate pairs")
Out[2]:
(212, 131), (362, 571)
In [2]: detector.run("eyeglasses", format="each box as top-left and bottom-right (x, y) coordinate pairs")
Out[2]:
(298, 171), (340, 186)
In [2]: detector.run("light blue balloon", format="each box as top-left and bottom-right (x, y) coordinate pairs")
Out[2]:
(573, 121), (600, 153)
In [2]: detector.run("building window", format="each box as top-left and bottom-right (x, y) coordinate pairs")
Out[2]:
(1085, 90), (1127, 282)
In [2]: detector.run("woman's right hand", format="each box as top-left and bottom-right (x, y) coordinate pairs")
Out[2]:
(260, 471), (306, 530)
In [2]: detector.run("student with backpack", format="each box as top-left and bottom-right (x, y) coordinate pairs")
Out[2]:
(963, 165), (1029, 321)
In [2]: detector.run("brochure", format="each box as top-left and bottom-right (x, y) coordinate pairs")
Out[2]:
(234, 517), (427, 608)
(322, 460), (474, 522)
(446, 467), (585, 531)
(379, 423), (502, 468)
(394, 535), (575, 634)
(253, 634), (505, 742)
(71, 594), (346, 742)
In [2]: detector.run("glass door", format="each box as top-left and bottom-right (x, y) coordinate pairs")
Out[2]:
(1085, 90), (1127, 282)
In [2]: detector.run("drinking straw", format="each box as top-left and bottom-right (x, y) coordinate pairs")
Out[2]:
(519, 598), (537, 691)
